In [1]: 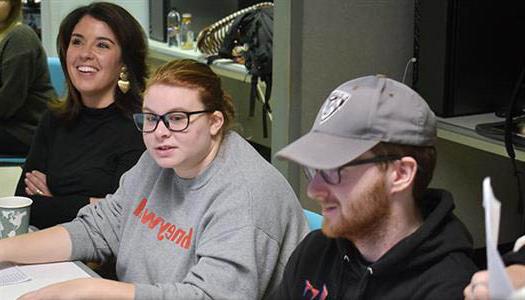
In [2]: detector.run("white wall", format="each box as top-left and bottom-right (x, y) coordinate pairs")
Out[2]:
(41, 0), (148, 57)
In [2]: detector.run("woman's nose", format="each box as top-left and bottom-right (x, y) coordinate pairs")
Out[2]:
(154, 118), (172, 138)
(79, 45), (94, 59)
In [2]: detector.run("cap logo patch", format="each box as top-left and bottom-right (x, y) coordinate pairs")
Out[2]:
(320, 90), (351, 124)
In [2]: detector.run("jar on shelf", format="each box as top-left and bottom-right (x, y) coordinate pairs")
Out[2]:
(180, 13), (194, 50)
(166, 8), (181, 47)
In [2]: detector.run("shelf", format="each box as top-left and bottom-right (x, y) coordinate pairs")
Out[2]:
(148, 40), (251, 82)
(437, 113), (525, 162)
(148, 39), (270, 118)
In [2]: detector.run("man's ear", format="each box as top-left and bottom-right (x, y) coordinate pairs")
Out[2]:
(209, 111), (224, 136)
(388, 156), (418, 195)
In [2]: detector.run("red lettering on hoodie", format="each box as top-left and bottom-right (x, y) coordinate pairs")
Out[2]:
(142, 211), (164, 229)
(166, 224), (177, 240)
(181, 228), (193, 249)
(157, 222), (171, 241)
(133, 198), (147, 216)
(171, 228), (185, 243)
(133, 198), (193, 250)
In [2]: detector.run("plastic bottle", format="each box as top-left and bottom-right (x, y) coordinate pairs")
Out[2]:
(166, 8), (181, 47)
(180, 13), (194, 50)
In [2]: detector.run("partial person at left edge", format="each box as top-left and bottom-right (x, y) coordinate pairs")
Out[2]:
(15, 2), (146, 229)
(0, 0), (57, 156)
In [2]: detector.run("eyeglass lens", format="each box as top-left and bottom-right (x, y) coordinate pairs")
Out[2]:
(303, 167), (340, 185)
(134, 112), (189, 132)
(133, 110), (211, 133)
(303, 155), (401, 185)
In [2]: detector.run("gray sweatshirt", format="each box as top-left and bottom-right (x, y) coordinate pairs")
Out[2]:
(62, 132), (309, 300)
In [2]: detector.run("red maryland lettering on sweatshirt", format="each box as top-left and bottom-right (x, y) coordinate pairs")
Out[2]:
(133, 198), (193, 250)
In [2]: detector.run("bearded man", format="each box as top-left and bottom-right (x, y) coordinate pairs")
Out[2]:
(272, 75), (478, 299)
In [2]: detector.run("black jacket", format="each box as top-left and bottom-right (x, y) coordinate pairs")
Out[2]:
(15, 105), (145, 229)
(272, 189), (478, 300)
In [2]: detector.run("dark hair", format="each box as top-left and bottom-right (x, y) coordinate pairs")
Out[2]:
(370, 142), (437, 204)
(146, 59), (236, 138)
(51, 2), (147, 121)
(1, 0), (22, 31)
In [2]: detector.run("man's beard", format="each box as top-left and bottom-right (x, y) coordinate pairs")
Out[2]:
(322, 176), (390, 240)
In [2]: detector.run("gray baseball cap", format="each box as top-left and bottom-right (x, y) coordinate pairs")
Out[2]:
(275, 75), (436, 169)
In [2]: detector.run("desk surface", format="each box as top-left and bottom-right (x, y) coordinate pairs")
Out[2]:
(437, 113), (525, 162)
(0, 261), (97, 300)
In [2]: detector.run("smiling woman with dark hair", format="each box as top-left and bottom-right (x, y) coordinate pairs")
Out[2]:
(52, 1), (147, 121)
(0, 0), (56, 156)
(14, 2), (146, 229)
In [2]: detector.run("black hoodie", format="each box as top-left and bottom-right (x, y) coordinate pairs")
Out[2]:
(272, 189), (478, 300)
(504, 246), (525, 265)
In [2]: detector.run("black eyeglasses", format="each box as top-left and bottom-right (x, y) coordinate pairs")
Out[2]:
(304, 155), (402, 185)
(133, 110), (213, 133)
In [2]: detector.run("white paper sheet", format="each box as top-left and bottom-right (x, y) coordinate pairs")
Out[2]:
(483, 177), (514, 299)
(0, 263), (31, 286)
(0, 262), (91, 300)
